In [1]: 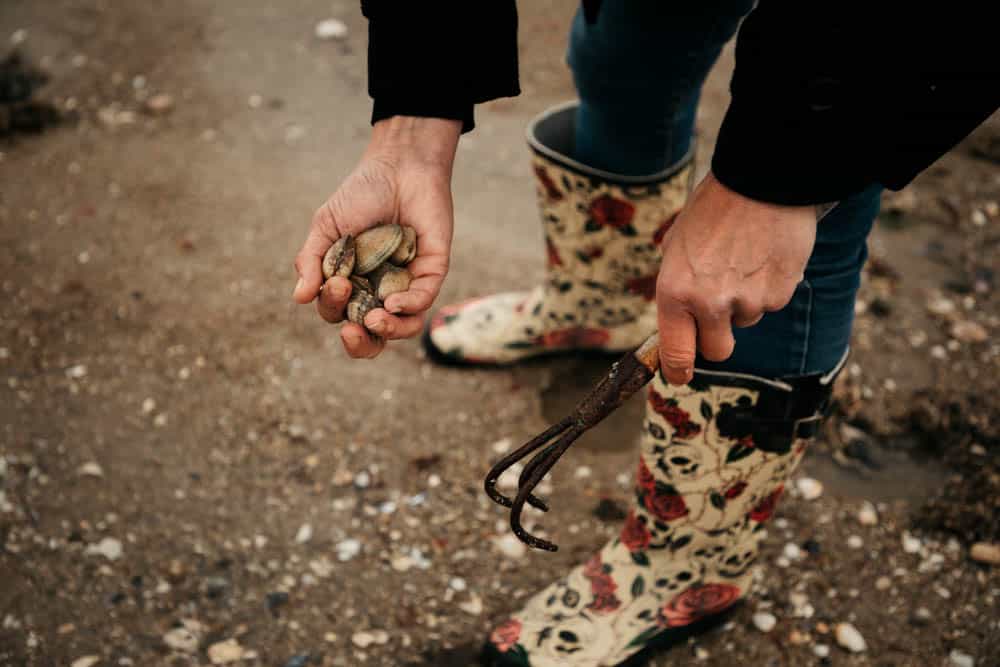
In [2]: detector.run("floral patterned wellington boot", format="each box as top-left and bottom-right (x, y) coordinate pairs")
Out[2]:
(483, 359), (844, 667)
(424, 101), (693, 365)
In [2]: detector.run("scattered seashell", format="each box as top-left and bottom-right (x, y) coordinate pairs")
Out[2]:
(796, 477), (823, 501)
(77, 461), (104, 477)
(71, 657), (101, 667)
(315, 18), (348, 40)
(322, 235), (356, 279)
(207, 638), (244, 664)
(950, 320), (988, 343)
(389, 225), (417, 265)
(835, 622), (867, 653)
(752, 612), (776, 633)
(354, 223), (403, 274)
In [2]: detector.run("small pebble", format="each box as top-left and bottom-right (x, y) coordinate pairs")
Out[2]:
(857, 501), (878, 526)
(796, 477), (823, 501)
(695, 647), (709, 660)
(910, 607), (932, 626)
(875, 576), (891, 591)
(458, 593), (483, 615)
(72, 657), (101, 667)
(391, 556), (413, 572)
(77, 461), (104, 477)
(427, 474), (441, 488)
(336, 538), (361, 562)
(284, 656), (310, 667)
(950, 320), (988, 343)
(574, 465), (592, 479)
(783, 543), (802, 561)
(493, 534), (526, 559)
(315, 18), (348, 40)
(354, 471), (371, 489)
(351, 632), (374, 648)
(752, 612), (776, 633)
(163, 626), (199, 653)
(970, 542), (1000, 565)
(309, 557), (333, 578)
(144, 93), (174, 115)
(85, 537), (123, 561)
(847, 535), (864, 550)
(491, 438), (512, 454)
(902, 532), (922, 554)
(835, 622), (867, 653)
(66, 364), (88, 379)
(207, 638), (244, 664)
(949, 649), (975, 667)
(449, 577), (467, 592)
(294, 523), (312, 544)
(813, 644), (830, 659)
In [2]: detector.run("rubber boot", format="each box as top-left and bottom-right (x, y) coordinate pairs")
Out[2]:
(424, 101), (693, 365)
(483, 359), (844, 666)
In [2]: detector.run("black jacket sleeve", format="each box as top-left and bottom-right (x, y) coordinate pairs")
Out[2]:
(712, 0), (1000, 205)
(361, 1), (520, 132)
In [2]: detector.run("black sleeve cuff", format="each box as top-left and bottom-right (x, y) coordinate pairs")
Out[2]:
(371, 98), (475, 133)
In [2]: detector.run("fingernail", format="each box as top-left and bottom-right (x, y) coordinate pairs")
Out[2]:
(386, 303), (403, 314)
(293, 277), (303, 295)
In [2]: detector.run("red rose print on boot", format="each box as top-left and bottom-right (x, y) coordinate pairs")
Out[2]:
(749, 485), (784, 523)
(625, 274), (657, 301)
(545, 236), (563, 268)
(620, 510), (651, 552)
(643, 482), (689, 522)
(648, 390), (703, 439)
(636, 458), (656, 494)
(657, 583), (742, 628)
(582, 554), (621, 613)
(587, 194), (636, 233)
(490, 618), (523, 653)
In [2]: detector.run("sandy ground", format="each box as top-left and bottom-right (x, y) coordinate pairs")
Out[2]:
(1, 2), (998, 666)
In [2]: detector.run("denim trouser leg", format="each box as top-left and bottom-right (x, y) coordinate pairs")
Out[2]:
(567, 1), (883, 378)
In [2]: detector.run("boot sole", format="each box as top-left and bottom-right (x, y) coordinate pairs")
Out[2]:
(421, 327), (627, 369)
(478, 604), (739, 667)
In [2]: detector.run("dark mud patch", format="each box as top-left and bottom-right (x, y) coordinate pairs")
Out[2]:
(0, 51), (61, 138)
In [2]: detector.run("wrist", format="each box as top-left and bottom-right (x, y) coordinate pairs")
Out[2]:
(368, 116), (461, 170)
(704, 171), (817, 220)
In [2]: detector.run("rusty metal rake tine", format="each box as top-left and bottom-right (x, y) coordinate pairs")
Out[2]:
(509, 425), (584, 552)
(484, 415), (574, 509)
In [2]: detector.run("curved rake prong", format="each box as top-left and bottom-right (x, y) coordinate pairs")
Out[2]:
(509, 425), (585, 552)
(484, 415), (573, 509)
(484, 333), (662, 553)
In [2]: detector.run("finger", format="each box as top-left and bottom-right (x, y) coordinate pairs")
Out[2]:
(732, 296), (764, 328)
(694, 310), (736, 362)
(294, 224), (337, 304)
(732, 312), (764, 328)
(383, 266), (447, 315)
(364, 309), (426, 340)
(657, 305), (698, 385)
(316, 276), (352, 323)
(339, 323), (386, 359)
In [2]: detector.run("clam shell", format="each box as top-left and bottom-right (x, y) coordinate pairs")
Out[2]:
(349, 275), (372, 294)
(355, 223), (403, 274)
(389, 225), (417, 265)
(369, 263), (412, 301)
(346, 286), (380, 326)
(322, 235), (356, 279)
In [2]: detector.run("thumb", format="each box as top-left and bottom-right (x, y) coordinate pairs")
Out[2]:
(657, 304), (697, 386)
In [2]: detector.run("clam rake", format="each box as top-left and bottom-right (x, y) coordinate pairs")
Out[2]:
(484, 333), (663, 552)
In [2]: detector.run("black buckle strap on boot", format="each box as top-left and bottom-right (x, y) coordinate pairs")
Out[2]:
(696, 362), (843, 456)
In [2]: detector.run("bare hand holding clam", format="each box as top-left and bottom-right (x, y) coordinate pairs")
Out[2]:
(292, 116), (461, 358)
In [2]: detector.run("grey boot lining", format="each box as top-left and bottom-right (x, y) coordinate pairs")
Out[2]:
(525, 100), (694, 186)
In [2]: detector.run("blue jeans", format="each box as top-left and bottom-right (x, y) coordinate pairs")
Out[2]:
(568, 0), (882, 378)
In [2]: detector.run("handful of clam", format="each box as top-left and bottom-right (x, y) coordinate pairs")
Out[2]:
(322, 223), (417, 334)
